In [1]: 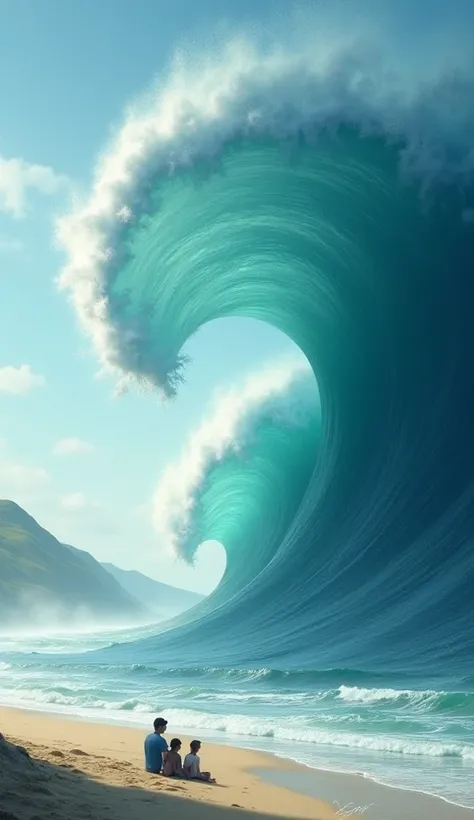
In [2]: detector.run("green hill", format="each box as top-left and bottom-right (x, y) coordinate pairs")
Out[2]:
(0, 500), (147, 628)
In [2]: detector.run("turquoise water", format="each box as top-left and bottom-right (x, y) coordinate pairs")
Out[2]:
(33, 6), (474, 812)
(56, 11), (474, 680)
(1, 625), (473, 808)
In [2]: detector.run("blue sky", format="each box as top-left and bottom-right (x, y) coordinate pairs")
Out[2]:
(0, 0), (300, 593)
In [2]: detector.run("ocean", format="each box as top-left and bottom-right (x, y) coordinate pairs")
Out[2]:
(1, 624), (473, 810)
(8, 3), (474, 815)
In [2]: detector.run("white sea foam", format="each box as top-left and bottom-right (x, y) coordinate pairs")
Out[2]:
(337, 685), (439, 708)
(1, 682), (473, 762)
(157, 709), (474, 761)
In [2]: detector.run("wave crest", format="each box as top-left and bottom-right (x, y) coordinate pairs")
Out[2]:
(152, 361), (319, 605)
(56, 28), (474, 395)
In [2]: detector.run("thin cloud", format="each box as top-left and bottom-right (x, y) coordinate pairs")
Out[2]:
(0, 461), (50, 494)
(60, 492), (101, 512)
(0, 154), (69, 219)
(53, 438), (96, 456)
(0, 364), (45, 395)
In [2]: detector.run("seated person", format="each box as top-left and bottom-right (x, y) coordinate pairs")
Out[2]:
(162, 737), (184, 777)
(183, 739), (215, 782)
(144, 716), (168, 773)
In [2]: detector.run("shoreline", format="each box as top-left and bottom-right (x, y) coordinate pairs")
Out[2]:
(270, 751), (474, 813)
(1, 705), (474, 819)
(1, 698), (473, 812)
(257, 767), (474, 820)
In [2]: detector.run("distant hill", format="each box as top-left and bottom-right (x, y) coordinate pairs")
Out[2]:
(101, 562), (204, 618)
(0, 500), (147, 628)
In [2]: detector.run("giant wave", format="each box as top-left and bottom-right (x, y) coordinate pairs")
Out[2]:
(56, 4), (474, 677)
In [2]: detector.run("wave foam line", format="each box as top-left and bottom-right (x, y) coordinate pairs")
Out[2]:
(2, 684), (473, 762)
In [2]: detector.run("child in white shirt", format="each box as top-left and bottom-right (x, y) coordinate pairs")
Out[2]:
(183, 740), (215, 781)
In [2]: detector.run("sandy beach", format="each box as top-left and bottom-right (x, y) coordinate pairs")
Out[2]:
(2, 706), (474, 820)
(0, 706), (335, 820)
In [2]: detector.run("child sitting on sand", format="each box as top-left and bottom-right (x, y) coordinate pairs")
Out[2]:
(183, 740), (215, 782)
(162, 738), (184, 777)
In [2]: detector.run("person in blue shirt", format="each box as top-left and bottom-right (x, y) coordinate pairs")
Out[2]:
(144, 716), (168, 773)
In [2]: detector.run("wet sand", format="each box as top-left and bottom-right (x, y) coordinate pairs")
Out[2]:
(257, 765), (474, 819)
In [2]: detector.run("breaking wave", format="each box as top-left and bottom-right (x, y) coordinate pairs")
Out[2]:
(57, 3), (474, 676)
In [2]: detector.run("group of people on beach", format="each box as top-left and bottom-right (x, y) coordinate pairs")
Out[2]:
(144, 716), (215, 781)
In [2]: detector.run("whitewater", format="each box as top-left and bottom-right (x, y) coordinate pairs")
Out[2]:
(4, 0), (473, 811)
